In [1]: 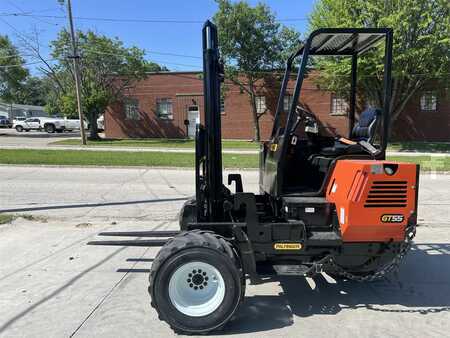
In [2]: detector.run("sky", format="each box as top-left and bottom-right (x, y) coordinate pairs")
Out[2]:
(0, 0), (316, 75)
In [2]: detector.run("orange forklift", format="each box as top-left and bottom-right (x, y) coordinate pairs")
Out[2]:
(90, 21), (419, 334)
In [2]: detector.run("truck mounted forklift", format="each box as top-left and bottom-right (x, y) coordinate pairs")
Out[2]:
(89, 21), (419, 334)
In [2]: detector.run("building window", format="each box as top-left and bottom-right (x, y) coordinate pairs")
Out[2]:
(330, 94), (348, 115)
(420, 91), (437, 111)
(255, 96), (266, 114)
(220, 97), (225, 114)
(283, 95), (293, 112)
(124, 98), (140, 120)
(156, 98), (173, 120)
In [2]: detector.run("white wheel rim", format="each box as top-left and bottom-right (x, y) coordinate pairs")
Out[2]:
(168, 261), (225, 317)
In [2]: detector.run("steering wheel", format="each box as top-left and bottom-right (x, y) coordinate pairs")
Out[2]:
(295, 105), (316, 120)
(292, 106), (320, 136)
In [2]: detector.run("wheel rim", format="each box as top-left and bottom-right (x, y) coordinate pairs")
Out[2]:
(168, 261), (225, 317)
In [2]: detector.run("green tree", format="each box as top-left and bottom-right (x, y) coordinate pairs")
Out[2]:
(46, 30), (165, 139)
(14, 76), (51, 106)
(309, 0), (450, 123)
(214, 0), (300, 141)
(0, 35), (28, 105)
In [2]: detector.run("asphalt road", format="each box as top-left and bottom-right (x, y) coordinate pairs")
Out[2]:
(0, 127), (81, 149)
(0, 166), (449, 337)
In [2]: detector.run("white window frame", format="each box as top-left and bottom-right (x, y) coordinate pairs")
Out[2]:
(330, 94), (348, 116)
(255, 96), (266, 114)
(156, 98), (173, 120)
(124, 98), (140, 120)
(283, 95), (293, 112)
(220, 97), (225, 114)
(420, 91), (437, 111)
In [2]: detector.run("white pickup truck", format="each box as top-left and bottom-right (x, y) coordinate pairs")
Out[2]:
(14, 115), (104, 133)
(14, 117), (80, 133)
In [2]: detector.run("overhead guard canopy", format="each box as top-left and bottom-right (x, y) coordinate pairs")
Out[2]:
(294, 28), (390, 57)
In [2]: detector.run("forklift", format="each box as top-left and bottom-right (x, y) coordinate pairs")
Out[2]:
(90, 21), (419, 334)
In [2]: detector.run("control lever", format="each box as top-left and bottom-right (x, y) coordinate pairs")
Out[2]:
(359, 140), (380, 156)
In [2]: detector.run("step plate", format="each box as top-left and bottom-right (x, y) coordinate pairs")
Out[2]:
(273, 265), (310, 276)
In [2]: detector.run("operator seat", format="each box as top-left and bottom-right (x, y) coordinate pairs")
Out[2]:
(320, 107), (381, 156)
(309, 108), (381, 175)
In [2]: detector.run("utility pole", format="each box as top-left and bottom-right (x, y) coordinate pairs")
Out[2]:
(66, 0), (87, 145)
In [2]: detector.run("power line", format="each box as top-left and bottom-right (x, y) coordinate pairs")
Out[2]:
(4, 1), (59, 26)
(0, 13), (309, 24)
(79, 48), (201, 60)
(0, 58), (56, 68)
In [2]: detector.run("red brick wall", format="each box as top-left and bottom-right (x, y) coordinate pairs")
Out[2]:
(391, 86), (450, 142)
(105, 72), (448, 141)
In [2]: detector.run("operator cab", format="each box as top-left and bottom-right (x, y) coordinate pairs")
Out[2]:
(261, 28), (393, 197)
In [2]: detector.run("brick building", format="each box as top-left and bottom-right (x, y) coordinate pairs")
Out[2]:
(105, 71), (449, 141)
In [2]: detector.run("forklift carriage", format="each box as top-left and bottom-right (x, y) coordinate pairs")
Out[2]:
(89, 21), (419, 334)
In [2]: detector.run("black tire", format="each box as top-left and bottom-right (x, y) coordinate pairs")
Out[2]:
(45, 124), (55, 133)
(15, 125), (23, 132)
(149, 230), (245, 334)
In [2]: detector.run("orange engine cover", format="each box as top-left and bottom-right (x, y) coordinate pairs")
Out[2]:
(326, 160), (419, 242)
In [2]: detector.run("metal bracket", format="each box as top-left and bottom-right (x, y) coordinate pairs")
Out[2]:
(228, 174), (243, 193)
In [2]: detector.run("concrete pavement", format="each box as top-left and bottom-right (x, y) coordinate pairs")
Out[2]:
(0, 166), (449, 337)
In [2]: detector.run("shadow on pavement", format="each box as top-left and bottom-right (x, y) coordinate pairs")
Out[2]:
(223, 243), (450, 334)
(0, 197), (188, 213)
(0, 246), (128, 335)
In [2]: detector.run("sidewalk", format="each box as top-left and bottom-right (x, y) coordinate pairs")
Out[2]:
(0, 143), (449, 157)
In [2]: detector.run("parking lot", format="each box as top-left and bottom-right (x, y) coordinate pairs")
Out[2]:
(0, 127), (81, 148)
(0, 166), (449, 337)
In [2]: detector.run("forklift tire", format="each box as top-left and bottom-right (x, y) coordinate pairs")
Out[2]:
(149, 230), (245, 334)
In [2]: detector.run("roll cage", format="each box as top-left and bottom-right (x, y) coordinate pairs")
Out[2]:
(263, 27), (393, 196)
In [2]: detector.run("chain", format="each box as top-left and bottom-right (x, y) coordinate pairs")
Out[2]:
(328, 223), (417, 282)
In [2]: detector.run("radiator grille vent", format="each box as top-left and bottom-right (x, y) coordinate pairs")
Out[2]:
(364, 180), (407, 208)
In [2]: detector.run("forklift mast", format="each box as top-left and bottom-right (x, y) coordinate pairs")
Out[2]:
(196, 21), (225, 221)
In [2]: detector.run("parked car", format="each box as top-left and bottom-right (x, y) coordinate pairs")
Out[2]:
(14, 118), (43, 132)
(40, 118), (67, 133)
(0, 116), (12, 128)
(87, 115), (105, 132)
(12, 116), (27, 125)
(97, 115), (104, 132)
(13, 116), (95, 133)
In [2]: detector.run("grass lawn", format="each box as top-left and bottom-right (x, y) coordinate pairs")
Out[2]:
(0, 148), (449, 171)
(0, 149), (259, 168)
(388, 141), (450, 153)
(53, 139), (450, 154)
(0, 214), (15, 224)
(51, 138), (260, 150)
